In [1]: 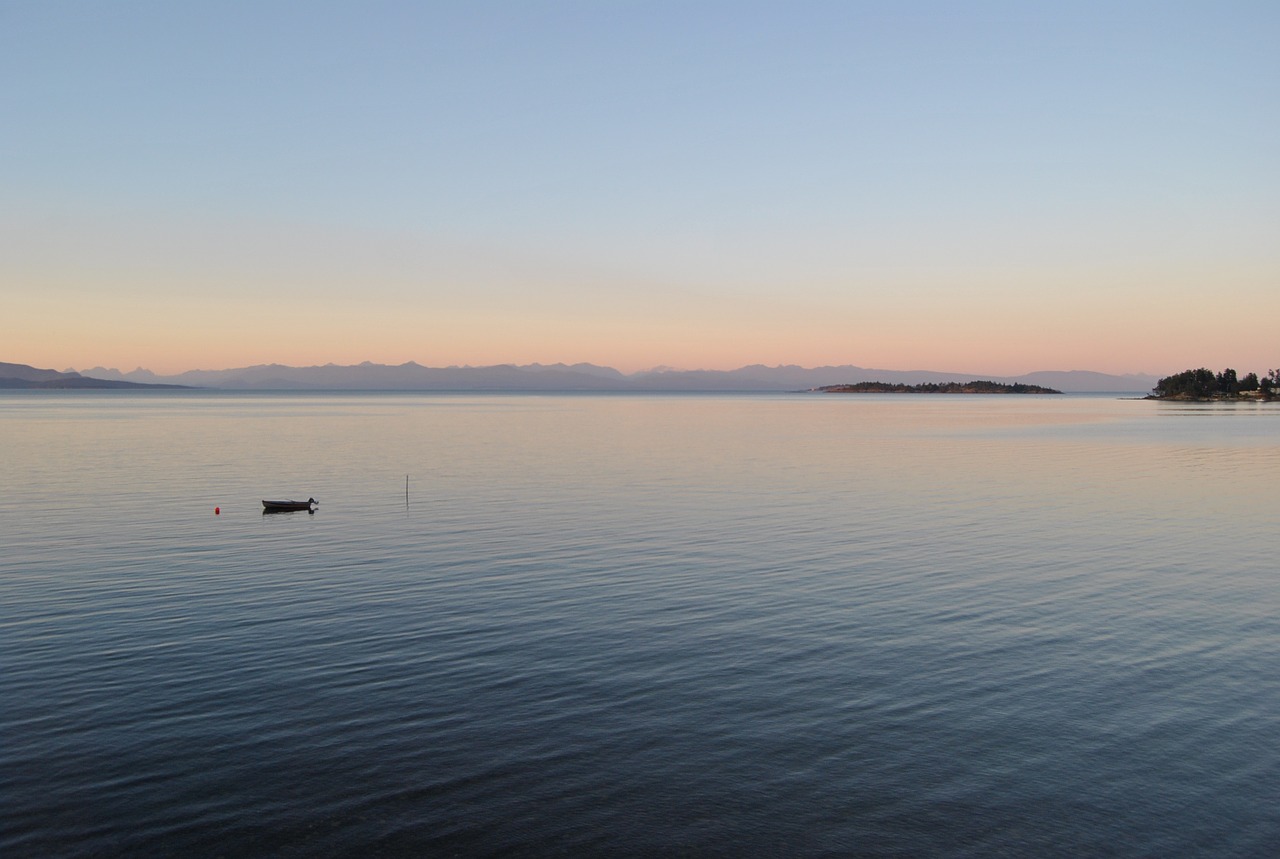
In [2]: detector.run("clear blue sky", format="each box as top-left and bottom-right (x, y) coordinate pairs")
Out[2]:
(3, 1), (1276, 374)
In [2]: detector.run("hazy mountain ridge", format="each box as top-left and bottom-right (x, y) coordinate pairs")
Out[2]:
(0, 362), (186, 389)
(69, 361), (1158, 392)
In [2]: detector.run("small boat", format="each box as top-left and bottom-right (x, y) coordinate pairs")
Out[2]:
(262, 498), (317, 512)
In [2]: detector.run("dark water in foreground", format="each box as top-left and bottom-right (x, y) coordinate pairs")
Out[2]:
(2, 392), (1278, 857)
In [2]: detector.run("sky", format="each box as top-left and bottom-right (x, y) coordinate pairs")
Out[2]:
(2, 1), (1276, 376)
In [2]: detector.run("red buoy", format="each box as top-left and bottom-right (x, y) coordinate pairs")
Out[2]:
(215, 507), (220, 515)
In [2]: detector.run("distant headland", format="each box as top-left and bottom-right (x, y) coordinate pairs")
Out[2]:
(0, 362), (189, 390)
(815, 381), (1062, 394)
(1146, 368), (1278, 401)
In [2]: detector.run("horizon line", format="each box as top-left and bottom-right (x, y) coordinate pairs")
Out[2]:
(62, 359), (1164, 380)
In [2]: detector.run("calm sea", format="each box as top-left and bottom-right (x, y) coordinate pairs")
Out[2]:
(2, 391), (1277, 857)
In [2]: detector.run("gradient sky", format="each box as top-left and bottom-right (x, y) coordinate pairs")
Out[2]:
(2, 1), (1276, 376)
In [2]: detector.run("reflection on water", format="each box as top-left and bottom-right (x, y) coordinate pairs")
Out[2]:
(1, 392), (1277, 856)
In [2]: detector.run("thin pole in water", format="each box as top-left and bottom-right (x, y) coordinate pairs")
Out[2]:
(406, 474), (409, 507)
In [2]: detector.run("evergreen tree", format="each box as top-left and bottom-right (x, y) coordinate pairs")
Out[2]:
(1154, 367), (1275, 397)
(1216, 369), (1238, 393)
(1153, 368), (1217, 397)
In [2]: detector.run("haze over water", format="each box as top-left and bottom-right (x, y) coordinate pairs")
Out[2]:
(3, 392), (1278, 856)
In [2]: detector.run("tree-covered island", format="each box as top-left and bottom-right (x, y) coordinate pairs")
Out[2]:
(815, 381), (1062, 394)
(1147, 368), (1279, 400)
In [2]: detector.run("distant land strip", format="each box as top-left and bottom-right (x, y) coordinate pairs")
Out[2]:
(0, 377), (190, 389)
(2, 360), (1160, 392)
(815, 381), (1062, 394)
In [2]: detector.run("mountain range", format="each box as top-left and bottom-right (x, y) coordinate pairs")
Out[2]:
(40, 360), (1160, 392)
(0, 362), (188, 389)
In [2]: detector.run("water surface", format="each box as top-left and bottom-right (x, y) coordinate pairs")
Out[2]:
(3, 392), (1277, 856)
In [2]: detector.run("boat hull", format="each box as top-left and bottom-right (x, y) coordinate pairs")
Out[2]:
(262, 499), (316, 512)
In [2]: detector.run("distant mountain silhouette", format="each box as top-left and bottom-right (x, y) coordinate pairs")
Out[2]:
(79, 361), (631, 390)
(0, 362), (188, 389)
(69, 361), (1158, 392)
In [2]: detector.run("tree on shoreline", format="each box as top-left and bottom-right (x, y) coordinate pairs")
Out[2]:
(1215, 368), (1239, 393)
(1153, 368), (1217, 397)
(1153, 367), (1275, 398)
